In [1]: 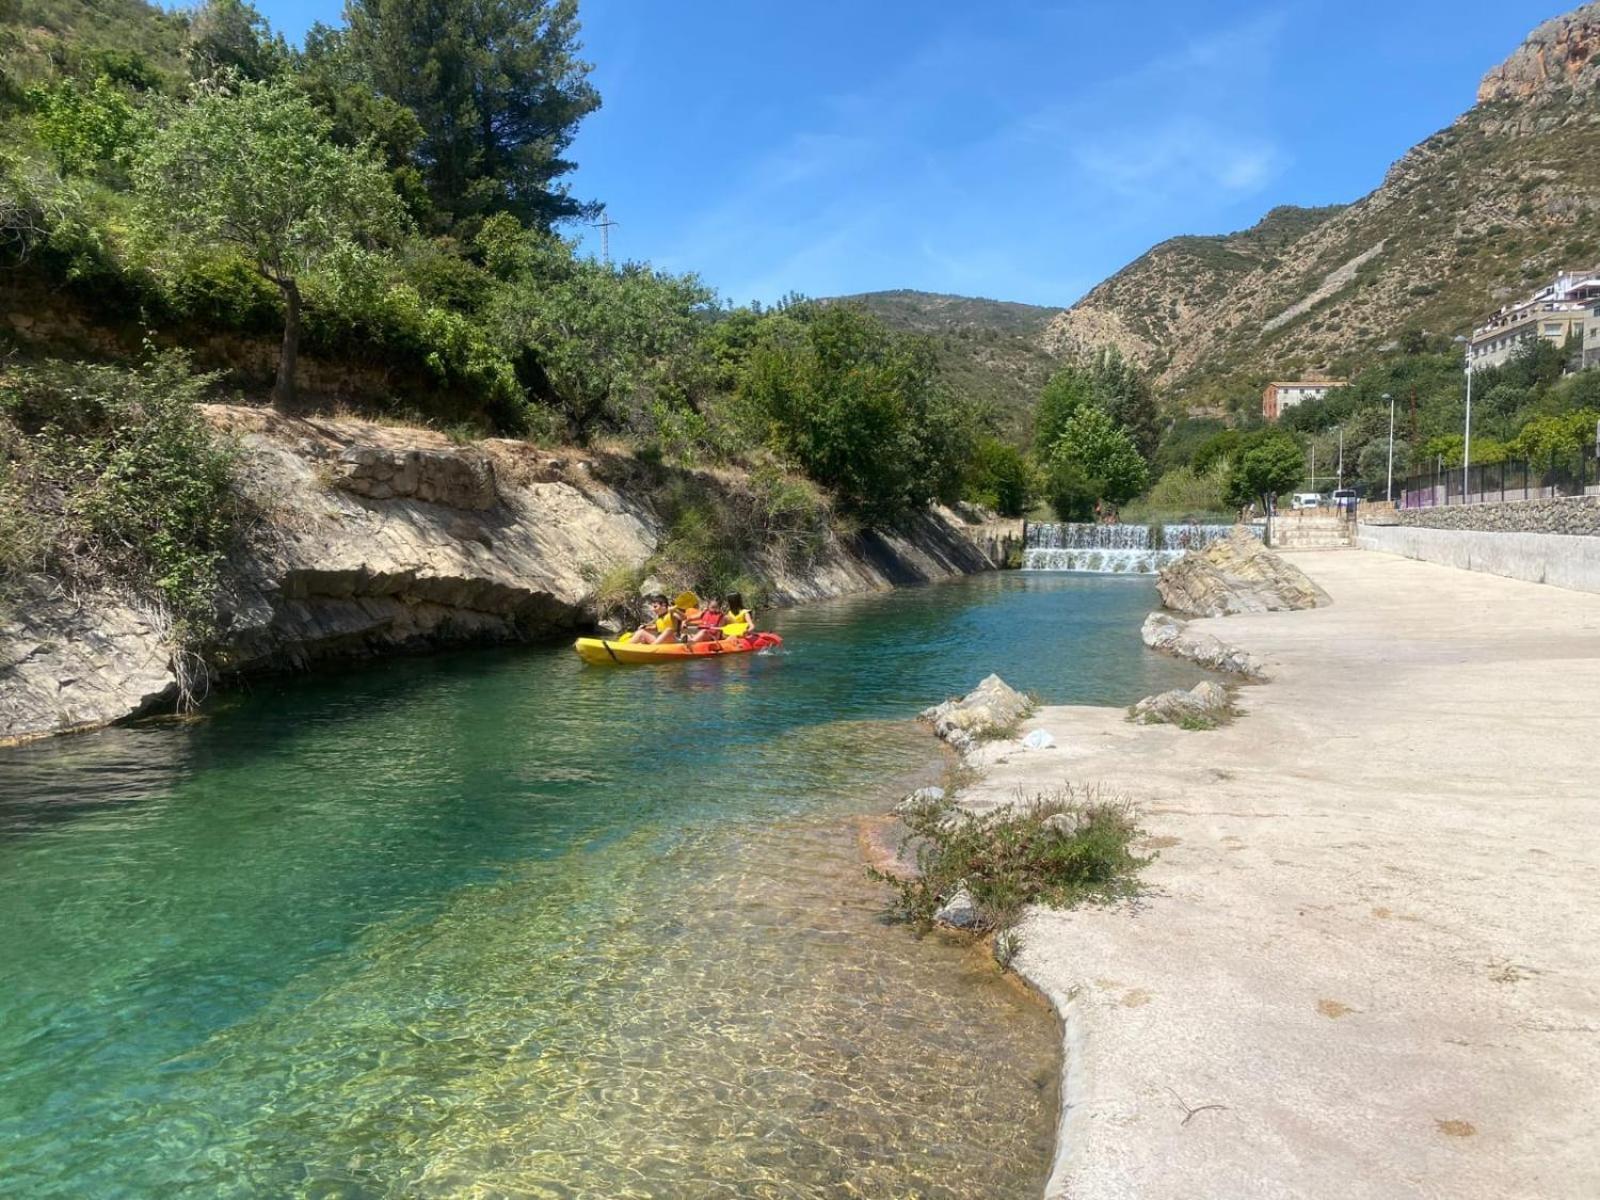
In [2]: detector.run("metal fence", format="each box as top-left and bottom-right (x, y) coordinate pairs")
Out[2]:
(1399, 448), (1600, 508)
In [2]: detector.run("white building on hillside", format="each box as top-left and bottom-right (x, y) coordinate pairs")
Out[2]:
(1262, 380), (1346, 421)
(1469, 267), (1600, 369)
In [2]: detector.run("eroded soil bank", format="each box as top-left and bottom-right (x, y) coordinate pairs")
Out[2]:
(960, 549), (1600, 1200)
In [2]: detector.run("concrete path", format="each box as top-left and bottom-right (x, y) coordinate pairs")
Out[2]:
(968, 550), (1600, 1200)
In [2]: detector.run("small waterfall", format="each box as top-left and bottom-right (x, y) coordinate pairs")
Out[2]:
(1022, 522), (1254, 573)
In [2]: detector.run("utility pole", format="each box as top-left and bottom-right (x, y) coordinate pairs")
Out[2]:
(1463, 359), (1474, 498)
(588, 212), (619, 264)
(1385, 392), (1395, 503)
(1337, 426), (1344, 489)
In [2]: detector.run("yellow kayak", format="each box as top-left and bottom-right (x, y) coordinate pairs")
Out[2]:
(574, 631), (782, 665)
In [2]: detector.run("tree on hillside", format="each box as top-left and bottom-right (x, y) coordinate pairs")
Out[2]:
(1226, 432), (1303, 531)
(344, 0), (601, 230)
(131, 80), (407, 408)
(186, 0), (287, 82)
(1045, 405), (1148, 520)
(1033, 364), (1094, 458)
(1089, 347), (1160, 460)
(740, 305), (976, 522)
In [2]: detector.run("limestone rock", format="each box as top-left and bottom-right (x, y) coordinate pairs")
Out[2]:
(1141, 612), (1266, 679)
(933, 885), (981, 930)
(920, 674), (1033, 752)
(1157, 528), (1328, 617)
(335, 446), (498, 510)
(1132, 680), (1233, 727)
(1478, 4), (1600, 104)
(1043, 811), (1084, 838)
(894, 785), (947, 815)
(0, 581), (175, 745)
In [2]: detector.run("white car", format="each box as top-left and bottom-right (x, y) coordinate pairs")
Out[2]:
(1290, 493), (1323, 509)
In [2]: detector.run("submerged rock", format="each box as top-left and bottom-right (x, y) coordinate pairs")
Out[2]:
(1157, 528), (1329, 617)
(1141, 612), (1266, 679)
(934, 884), (982, 930)
(893, 785), (947, 815)
(1132, 680), (1233, 727)
(920, 674), (1033, 752)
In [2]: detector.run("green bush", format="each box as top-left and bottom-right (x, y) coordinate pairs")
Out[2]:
(871, 788), (1148, 933)
(0, 352), (239, 648)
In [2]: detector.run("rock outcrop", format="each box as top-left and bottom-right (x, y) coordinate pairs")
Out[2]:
(1140, 612), (1266, 679)
(1, 406), (1002, 746)
(0, 582), (176, 744)
(1157, 528), (1329, 617)
(1478, 3), (1600, 104)
(920, 674), (1033, 752)
(1131, 680), (1233, 728)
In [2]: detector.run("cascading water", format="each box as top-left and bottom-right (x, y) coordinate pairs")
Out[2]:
(1022, 522), (1256, 572)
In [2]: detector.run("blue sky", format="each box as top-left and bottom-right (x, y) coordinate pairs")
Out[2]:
(259, 0), (1569, 308)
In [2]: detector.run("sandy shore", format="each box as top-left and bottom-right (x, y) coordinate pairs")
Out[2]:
(964, 549), (1600, 1199)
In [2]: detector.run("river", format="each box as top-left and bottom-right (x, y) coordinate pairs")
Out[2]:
(0, 572), (1202, 1198)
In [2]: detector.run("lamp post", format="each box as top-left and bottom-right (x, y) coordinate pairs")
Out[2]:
(1384, 392), (1395, 503)
(1463, 361), (1473, 495)
(1336, 426), (1344, 489)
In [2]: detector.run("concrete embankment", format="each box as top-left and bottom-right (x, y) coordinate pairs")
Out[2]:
(965, 550), (1599, 1199)
(1, 406), (1002, 745)
(1358, 522), (1600, 593)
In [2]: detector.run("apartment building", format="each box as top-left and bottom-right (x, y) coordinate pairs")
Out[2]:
(1469, 267), (1600, 369)
(1262, 380), (1347, 422)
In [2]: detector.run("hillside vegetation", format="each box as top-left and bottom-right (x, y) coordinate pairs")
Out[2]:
(1048, 3), (1600, 413)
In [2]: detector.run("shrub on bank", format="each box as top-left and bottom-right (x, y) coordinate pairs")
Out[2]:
(0, 351), (239, 649)
(872, 788), (1149, 933)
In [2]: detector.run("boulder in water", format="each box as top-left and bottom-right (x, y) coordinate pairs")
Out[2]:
(934, 884), (982, 929)
(920, 674), (1034, 752)
(1157, 528), (1328, 617)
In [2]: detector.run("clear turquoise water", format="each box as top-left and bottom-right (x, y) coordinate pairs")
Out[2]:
(0, 572), (1199, 1198)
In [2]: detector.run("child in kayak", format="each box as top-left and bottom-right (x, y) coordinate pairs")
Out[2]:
(629, 594), (680, 644)
(684, 592), (754, 643)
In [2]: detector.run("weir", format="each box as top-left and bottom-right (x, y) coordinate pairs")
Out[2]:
(1022, 522), (1255, 573)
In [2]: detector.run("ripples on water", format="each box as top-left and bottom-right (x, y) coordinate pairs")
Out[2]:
(0, 573), (1201, 1197)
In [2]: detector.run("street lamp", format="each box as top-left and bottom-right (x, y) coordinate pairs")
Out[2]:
(1384, 392), (1395, 503)
(1455, 336), (1473, 499)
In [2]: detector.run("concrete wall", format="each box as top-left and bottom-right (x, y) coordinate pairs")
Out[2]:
(1358, 524), (1600, 594)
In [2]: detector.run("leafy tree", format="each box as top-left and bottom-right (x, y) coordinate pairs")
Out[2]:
(964, 436), (1034, 517)
(1508, 409), (1600, 466)
(1225, 431), (1303, 518)
(1045, 404), (1148, 520)
(1033, 365), (1093, 458)
(1191, 427), (1244, 475)
(131, 79), (407, 408)
(1088, 347), (1160, 460)
(345, 0), (601, 229)
(27, 75), (141, 177)
(739, 305), (975, 522)
(185, 0), (288, 82)
(486, 223), (715, 440)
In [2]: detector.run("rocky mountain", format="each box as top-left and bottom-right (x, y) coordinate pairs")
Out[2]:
(835, 290), (1065, 437)
(1045, 2), (1600, 408)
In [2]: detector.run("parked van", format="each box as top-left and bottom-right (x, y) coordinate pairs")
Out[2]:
(1291, 493), (1323, 509)
(1331, 487), (1359, 512)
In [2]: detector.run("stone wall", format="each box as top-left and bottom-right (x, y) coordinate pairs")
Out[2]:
(1358, 524), (1600, 594)
(1381, 495), (1600, 537)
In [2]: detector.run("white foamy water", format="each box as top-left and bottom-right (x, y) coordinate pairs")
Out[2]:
(1022, 523), (1253, 573)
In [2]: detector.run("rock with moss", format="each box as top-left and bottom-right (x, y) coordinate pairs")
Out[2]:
(1157, 527), (1329, 617)
(1132, 680), (1233, 728)
(920, 674), (1033, 752)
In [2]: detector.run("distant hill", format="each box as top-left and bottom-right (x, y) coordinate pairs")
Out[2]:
(1045, 2), (1600, 410)
(833, 290), (1066, 439)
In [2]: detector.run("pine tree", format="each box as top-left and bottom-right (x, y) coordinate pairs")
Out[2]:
(344, 0), (601, 230)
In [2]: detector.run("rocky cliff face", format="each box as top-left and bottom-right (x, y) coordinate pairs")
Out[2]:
(1478, 4), (1600, 103)
(0, 406), (999, 745)
(1047, 2), (1600, 401)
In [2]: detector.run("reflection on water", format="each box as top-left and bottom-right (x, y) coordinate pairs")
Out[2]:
(0, 573), (1196, 1197)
